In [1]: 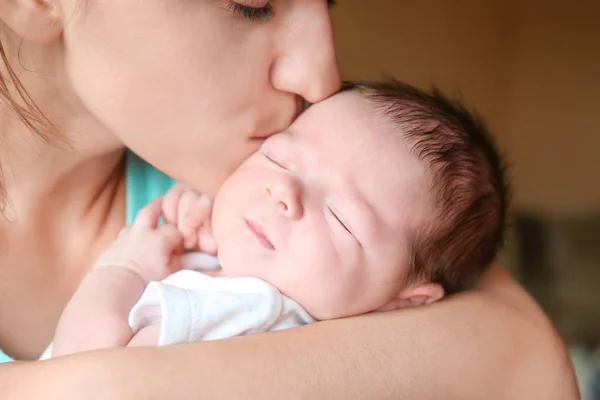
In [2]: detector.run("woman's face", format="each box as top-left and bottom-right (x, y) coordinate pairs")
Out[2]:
(61, 0), (341, 195)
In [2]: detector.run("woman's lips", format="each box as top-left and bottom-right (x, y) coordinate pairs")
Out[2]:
(245, 219), (275, 251)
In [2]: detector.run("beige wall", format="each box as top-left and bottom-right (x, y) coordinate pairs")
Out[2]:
(332, 0), (600, 216)
(503, 1), (600, 215)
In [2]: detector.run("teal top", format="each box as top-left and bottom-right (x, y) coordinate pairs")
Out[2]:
(125, 152), (177, 225)
(0, 152), (176, 363)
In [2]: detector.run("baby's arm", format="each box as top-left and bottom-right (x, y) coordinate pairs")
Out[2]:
(52, 267), (148, 356)
(52, 198), (183, 357)
(127, 323), (162, 347)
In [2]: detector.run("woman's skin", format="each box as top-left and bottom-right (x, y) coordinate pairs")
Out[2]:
(0, 0), (339, 358)
(0, 0), (578, 398)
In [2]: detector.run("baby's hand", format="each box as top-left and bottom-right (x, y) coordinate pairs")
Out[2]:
(162, 183), (218, 255)
(94, 197), (183, 284)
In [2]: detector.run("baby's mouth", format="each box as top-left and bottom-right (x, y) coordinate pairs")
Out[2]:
(245, 218), (275, 251)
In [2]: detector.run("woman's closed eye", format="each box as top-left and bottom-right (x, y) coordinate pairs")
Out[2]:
(227, 1), (274, 22)
(228, 0), (336, 22)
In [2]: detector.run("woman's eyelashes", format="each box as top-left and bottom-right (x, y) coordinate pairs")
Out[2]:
(227, 1), (274, 22)
(228, 0), (336, 22)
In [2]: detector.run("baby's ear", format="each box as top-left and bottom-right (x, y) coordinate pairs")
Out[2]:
(0, 0), (63, 43)
(377, 282), (444, 311)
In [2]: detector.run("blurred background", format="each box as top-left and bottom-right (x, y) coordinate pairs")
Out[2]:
(331, 0), (599, 397)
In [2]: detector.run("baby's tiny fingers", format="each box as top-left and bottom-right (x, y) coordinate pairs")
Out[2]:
(181, 195), (212, 228)
(132, 197), (163, 230)
(198, 232), (218, 256)
(179, 194), (212, 248)
(157, 223), (183, 252)
(163, 183), (188, 224)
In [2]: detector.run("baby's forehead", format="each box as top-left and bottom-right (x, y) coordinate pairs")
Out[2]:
(323, 94), (430, 220)
(298, 91), (402, 141)
(294, 90), (425, 179)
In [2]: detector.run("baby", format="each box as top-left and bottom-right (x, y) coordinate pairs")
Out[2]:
(49, 80), (508, 357)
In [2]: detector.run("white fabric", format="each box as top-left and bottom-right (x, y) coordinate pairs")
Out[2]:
(129, 270), (315, 345)
(39, 252), (312, 360)
(179, 252), (221, 269)
(39, 344), (52, 360)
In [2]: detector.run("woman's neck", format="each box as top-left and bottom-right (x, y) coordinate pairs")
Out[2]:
(0, 134), (127, 266)
(1, 101), (125, 220)
(0, 32), (130, 359)
(2, 144), (125, 224)
(0, 32), (128, 241)
(0, 121), (128, 359)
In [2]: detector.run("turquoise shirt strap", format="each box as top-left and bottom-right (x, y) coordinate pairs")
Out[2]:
(0, 351), (12, 363)
(126, 152), (177, 224)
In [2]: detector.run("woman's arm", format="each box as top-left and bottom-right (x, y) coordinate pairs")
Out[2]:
(2, 264), (579, 400)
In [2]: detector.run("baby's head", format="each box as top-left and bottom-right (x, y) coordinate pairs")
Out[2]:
(212, 80), (508, 320)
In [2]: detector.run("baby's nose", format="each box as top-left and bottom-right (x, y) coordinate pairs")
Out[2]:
(264, 177), (303, 220)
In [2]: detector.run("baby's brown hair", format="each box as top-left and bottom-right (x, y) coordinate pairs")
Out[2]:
(343, 80), (510, 293)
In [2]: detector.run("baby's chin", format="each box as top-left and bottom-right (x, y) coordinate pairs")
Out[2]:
(215, 249), (267, 279)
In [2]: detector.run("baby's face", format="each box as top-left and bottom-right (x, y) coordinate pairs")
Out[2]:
(212, 92), (430, 320)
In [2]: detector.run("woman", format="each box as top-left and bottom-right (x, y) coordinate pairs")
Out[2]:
(0, 0), (577, 398)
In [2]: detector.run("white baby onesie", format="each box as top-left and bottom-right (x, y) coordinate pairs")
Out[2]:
(128, 270), (316, 346)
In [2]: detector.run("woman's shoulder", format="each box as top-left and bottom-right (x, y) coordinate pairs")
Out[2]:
(126, 152), (176, 224)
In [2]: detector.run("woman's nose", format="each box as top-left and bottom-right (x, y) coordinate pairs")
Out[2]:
(263, 177), (304, 220)
(269, 2), (342, 104)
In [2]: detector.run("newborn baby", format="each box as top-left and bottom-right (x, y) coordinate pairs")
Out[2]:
(49, 80), (508, 357)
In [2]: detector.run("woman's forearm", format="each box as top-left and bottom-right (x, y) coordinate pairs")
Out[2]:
(4, 265), (579, 400)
